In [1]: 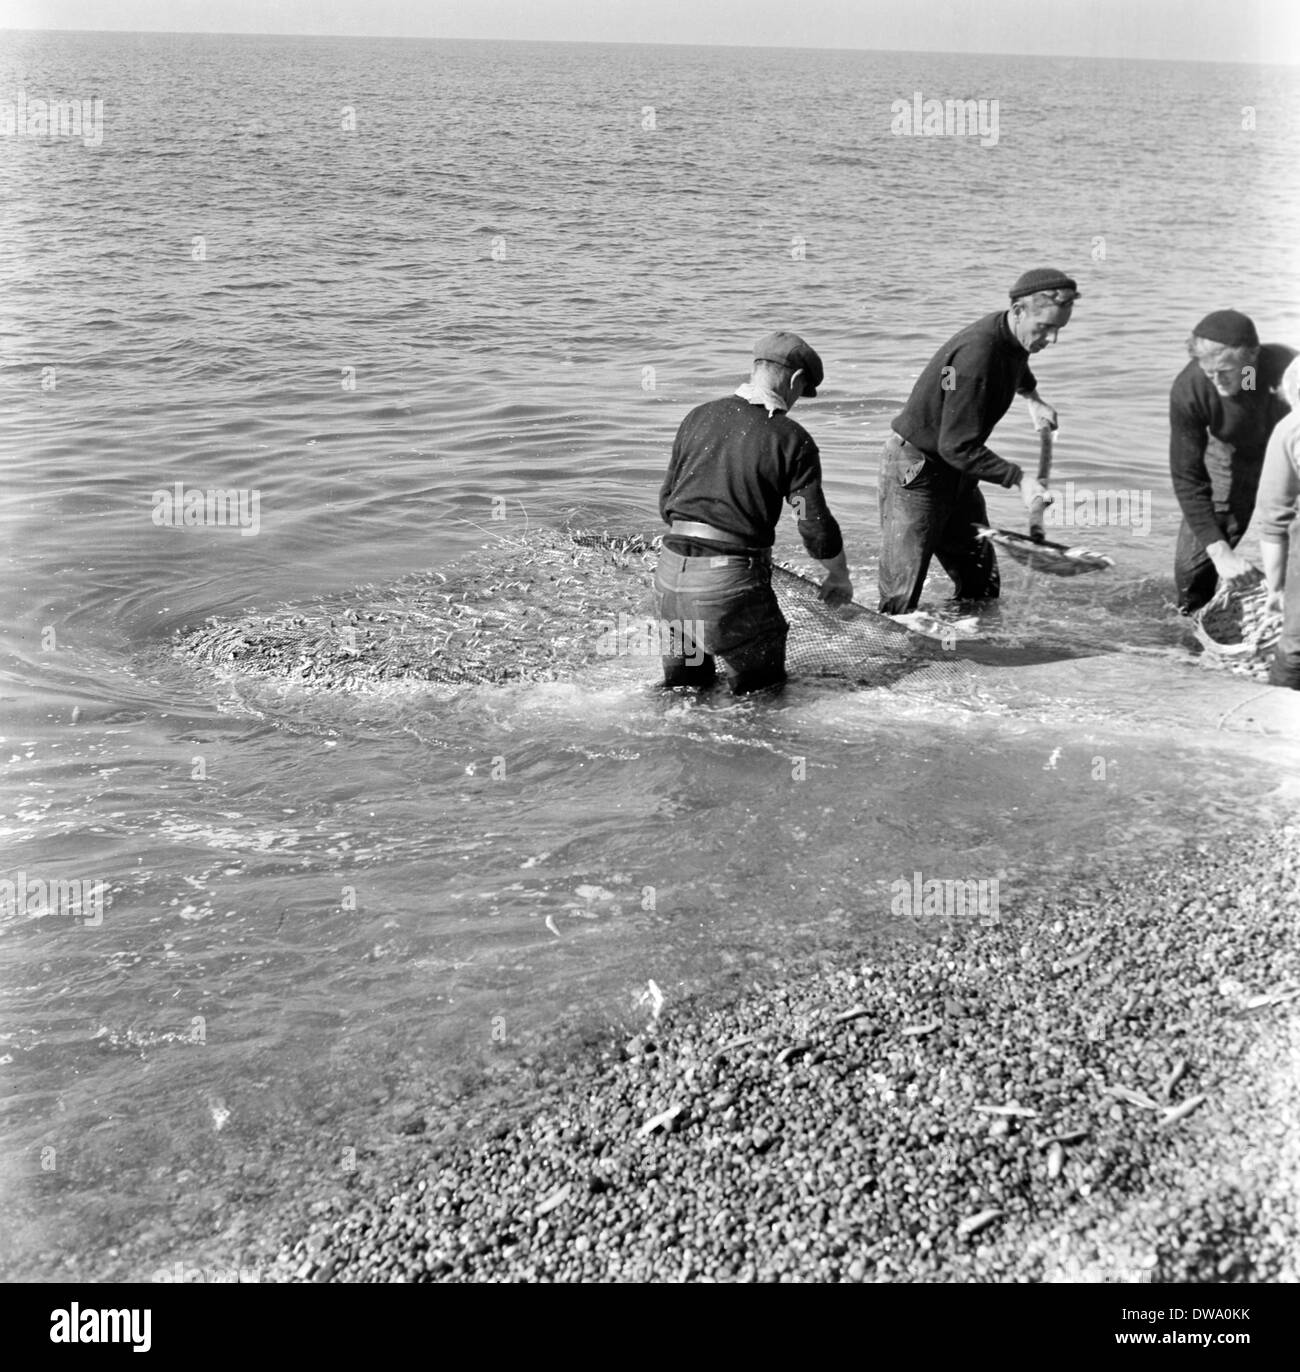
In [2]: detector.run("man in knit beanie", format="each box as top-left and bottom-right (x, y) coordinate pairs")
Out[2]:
(1169, 308), (1296, 613)
(877, 269), (1077, 614)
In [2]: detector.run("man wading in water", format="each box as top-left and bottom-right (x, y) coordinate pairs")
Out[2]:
(1169, 309), (1296, 614)
(655, 332), (853, 693)
(876, 268), (1076, 614)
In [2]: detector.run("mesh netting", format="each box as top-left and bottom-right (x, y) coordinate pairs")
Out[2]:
(173, 529), (975, 691)
(770, 563), (970, 685)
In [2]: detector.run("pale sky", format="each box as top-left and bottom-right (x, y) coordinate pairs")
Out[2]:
(2, 0), (1298, 66)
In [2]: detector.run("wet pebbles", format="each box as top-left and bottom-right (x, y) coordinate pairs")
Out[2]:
(246, 822), (1299, 1283)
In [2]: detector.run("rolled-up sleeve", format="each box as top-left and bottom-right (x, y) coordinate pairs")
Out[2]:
(1254, 420), (1300, 543)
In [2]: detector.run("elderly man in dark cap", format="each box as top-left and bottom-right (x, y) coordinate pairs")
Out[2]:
(1169, 308), (1297, 614)
(655, 331), (853, 693)
(877, 269), (1077, 615)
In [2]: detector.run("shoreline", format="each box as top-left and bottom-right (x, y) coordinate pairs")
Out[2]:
(43, 815), (1296, 1285)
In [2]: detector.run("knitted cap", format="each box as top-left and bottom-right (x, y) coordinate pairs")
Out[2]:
(1009, 268), (1079, 301)
(1192, 309), (1259, 349)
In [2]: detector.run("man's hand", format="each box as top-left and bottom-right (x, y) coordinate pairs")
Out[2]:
(818, 570), (854, 607)
(1019, 475), (1054, 513)
(816, 551), (853, 606)
(1026, 396), (1058, 432)
(1265, 589), (1285, 615)
(1207, 540), (1256, 586)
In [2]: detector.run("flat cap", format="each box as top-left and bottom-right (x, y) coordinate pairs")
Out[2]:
(754, 331), (824, 397)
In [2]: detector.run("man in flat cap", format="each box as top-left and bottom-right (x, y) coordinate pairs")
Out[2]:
(1169, 308), (1296, 614)
(655, 331), (853, 693)
(877, 268), (1077, 614)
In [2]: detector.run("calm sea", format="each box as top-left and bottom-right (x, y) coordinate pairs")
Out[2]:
(1, 31), (1298, 1276)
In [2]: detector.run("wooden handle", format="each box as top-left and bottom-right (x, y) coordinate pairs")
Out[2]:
(1028, 497), (1046, 543)
(1030, 427), (1053, 542)
(1037, 425), (1054, 482)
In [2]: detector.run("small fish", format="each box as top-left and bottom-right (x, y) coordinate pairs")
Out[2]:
(958, 1208), (1003, 1238)
(533, 1182), (572, 1217)
(1157, 1094), (1207, 1130)
(901, 1020), (940, 1037)
(1036, 1128), (1089, 1150)
(646, 979), (665, 1021)
(1103, 1084), (1161, 1111)
(1243, 987), (1300, 1011)
(973, 1102), (1038, 1118)
(636, 1103), (685, 1138)
(1056, 935), (1103, 972)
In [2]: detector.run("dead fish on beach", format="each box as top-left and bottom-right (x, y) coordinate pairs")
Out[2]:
(973, 1101), (1037, 1118)
(1103, 1084), (1162, 1111)
(957, 1208), (1003, 1238)
(1157, 1094), (1207, 1130)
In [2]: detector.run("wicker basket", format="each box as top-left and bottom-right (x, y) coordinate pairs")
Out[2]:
(1193, 575), (1283, 680)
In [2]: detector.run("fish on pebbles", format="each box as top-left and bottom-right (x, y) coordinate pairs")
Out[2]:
(1157, 1094), (1208, 1130)
(957, 1209), (1003, 1239)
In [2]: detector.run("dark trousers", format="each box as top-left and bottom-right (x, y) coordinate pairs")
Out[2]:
(877, 431), (1000, 615)
(654, 547), (787, 693)
(1173, 508), (1249, 615)
(1269, 534), (1300, 689)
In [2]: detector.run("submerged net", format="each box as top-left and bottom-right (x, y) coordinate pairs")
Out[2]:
(769, 563), (968, 685)
(172, 528), (984, 691)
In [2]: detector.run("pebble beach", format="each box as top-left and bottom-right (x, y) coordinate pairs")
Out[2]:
(100, 816), (1298, 1286)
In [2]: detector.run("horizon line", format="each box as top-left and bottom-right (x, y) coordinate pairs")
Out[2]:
(2, 27), (1296, 69)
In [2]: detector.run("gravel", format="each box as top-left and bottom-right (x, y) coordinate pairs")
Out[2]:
(212, 820), (1300, 1284)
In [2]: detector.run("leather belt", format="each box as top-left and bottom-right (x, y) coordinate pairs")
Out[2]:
(670, 520), (751, 547)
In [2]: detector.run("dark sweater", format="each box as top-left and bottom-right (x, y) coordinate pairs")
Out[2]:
(659, 394), (843, 560)
(1168, 343), (1297, 548)
(892, 310), (1038, 487)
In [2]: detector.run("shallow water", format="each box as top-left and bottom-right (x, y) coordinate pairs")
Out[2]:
(1, 32), (1298, 1273)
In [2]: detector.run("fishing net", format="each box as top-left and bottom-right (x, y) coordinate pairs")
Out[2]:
(768, 563), (970, 685)
(172, 528), (983, 691)
(976, 526), (1115, 577)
